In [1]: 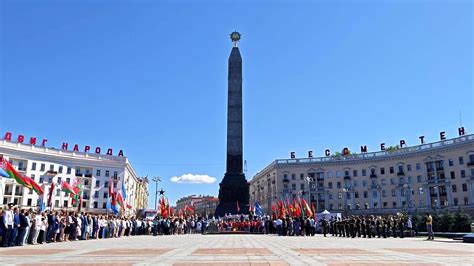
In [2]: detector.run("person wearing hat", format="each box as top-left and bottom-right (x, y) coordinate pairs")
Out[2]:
(3, 203), (15, 247)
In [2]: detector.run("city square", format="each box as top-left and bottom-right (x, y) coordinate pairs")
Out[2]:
(1, 0), (473, 265)
(1, 234), (474, 265)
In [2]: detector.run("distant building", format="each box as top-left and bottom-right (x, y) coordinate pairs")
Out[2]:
(0, 139), (148, 216)
(194, 197), (219, 217)
(176, 195), (218, 216)
(250, 134), (474, 216)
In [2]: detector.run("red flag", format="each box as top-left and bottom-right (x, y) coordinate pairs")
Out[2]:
(301, 198), (313, 217)
(236, 200), (240, 213)
(108, 178), (114, 197)
(24, 176), (43, 195)
(185, 205), (194, 215)
(47, 182), (55, 207)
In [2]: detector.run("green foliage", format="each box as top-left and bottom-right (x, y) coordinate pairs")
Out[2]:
(416, 207), (472, 232)
(385, 145), (400, 153)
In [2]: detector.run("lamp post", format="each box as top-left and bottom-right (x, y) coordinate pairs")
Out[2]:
(341, 188), (348, 217)
(152, 176), (161, 210)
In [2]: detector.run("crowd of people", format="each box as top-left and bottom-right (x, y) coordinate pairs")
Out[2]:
(1, 201), (437, 248)
(0, 203), (154, 248)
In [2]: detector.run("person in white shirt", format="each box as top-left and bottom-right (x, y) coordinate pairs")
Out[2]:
(3, 203), (15, 247)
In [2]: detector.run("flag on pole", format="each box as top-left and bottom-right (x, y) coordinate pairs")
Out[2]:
(255, 202), (264, 216)
(25, 176), (44, 195)
(121, 181), (127, 200)
(1, 157), (32, 189)
(61, 181), (76, 195)
(47, 182), (55, 207)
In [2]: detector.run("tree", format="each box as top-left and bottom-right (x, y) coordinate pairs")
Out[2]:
(439, 209), (454, 232)
(452, 207), (472, 232)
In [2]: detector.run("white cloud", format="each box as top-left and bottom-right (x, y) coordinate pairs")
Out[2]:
(170, 173), (217, 184)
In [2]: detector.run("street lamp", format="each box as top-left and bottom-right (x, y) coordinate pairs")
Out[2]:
(341, 188), (348, 216)
(152, 176), (161, 210)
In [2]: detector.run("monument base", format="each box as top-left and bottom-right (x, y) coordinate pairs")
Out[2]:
(215, 172), (249, 217)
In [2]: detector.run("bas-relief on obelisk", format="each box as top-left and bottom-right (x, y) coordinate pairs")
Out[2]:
(215, 31), (249, 217)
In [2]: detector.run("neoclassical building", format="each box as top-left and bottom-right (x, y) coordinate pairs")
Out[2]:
(250, 134), (474, 215)
(0, 140), (149, 216)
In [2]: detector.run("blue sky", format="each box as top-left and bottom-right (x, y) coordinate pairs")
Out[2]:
(1, 0), (472, 208)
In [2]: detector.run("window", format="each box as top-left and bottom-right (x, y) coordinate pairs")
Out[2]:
(355, 191), (359, 198)
(362, 180), (367, 187)
(398, 165), (403, 173)
(31, 174), (36, 181)
(417, 175), (422, 183)
(39, 176), (44, 183)
(353, 170), (358, 177)
(452, 184), (457, 193)
(96, 170), (101, 176)
(344, 170), (350, 177)
(105, 170), (110, 177)
(336, 171), (342, 178)
(291, 184), (296, 190)
(382, 190), (387, 197)
(95, 180), (100, 187)
(461, 170), (466, 178)
(393, 202), (397, 208)
(40, 164), (45, 171)
(399, 177), (404, 184)
(48, 176), (53, 183)
(464, 197), (469, 206)
(407, 164), (412, 172)
(49, 165), (54, 171)
(104, 181), (109, 188)
(448, 159), (454, 166)
(84, 180), (89, 186)
(462, 183), (467, 192)
(103, 193), (108, 199)
(82, 201), (87, 208)
(300, 183), (305, 190)
(391, 189), (396, 197)
(300, 173), (304, 180)
(363, 191), (368, 198)
(372, 191), (378, 198)
(337, 182), (341, 189)
(94, 191), (99, 198)
(371, 179), (377, 186)
(416, 163), (421, 171)
(381, 179), (386, 186)
(102, 202), (107, 209)
(383, 202), (388, 208)
(389, 167), (394, 174)
(450, 171), (455, 179)
(362, 169), (366, 176)
(470, 154), (474, 163)
(380, 168), (385, 175)
(328, 182), (333, 189)
(113, 171), (118, 178)
(353, 180), (358, 187)
(67, 167), (71, 174)
(390, 178), (395, 185)
(66, 177), (70, 183)
(454, 198), (458, 206)
(291, 173), (296, 180)
(408, 176), (412, 184)
(93, 202), (98, 208)
(59, 166), (63, 173)
(31, 162), (36, 171)
(27, 198), (32, 205)
(327, 171), (333, 178)
(64, 201), (68, 208)
(459, 156), (464, 165)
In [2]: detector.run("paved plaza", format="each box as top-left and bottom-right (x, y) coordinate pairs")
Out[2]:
(0, 235), (473, 266)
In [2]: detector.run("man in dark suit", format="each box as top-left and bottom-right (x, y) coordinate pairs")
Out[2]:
(16, 209), (28, 246)
(46, 210), (55, 243)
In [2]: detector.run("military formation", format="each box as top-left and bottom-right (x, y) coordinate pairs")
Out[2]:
(327, 214), (413, 238)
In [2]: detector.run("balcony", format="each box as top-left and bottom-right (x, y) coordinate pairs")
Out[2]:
(370, 174), (377, 178)
(397, 171), (405, 176)
(467, 161), (474, 167)
(343, 175), (351, 180)
(436, 167), (444, 171)
(46, 170), (58, 176)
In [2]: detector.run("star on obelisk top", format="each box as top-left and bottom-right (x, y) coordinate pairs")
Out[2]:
(230, 31), (241, 47)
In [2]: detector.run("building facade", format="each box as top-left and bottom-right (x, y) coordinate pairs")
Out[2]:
(176, 195), (218, 217)
(0, 140), (149, 216)
(193, 197), (219, 218)
(250, 134), (474, 216)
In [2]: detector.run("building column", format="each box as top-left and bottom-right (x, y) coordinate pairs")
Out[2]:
(468, 179), (474, 205)
(324, 191), (329, 210)
(445, 181), (453, 207)
(424, 184), (430, 207)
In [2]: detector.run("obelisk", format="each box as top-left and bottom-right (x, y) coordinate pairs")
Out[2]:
(215, 31), (249, 217)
